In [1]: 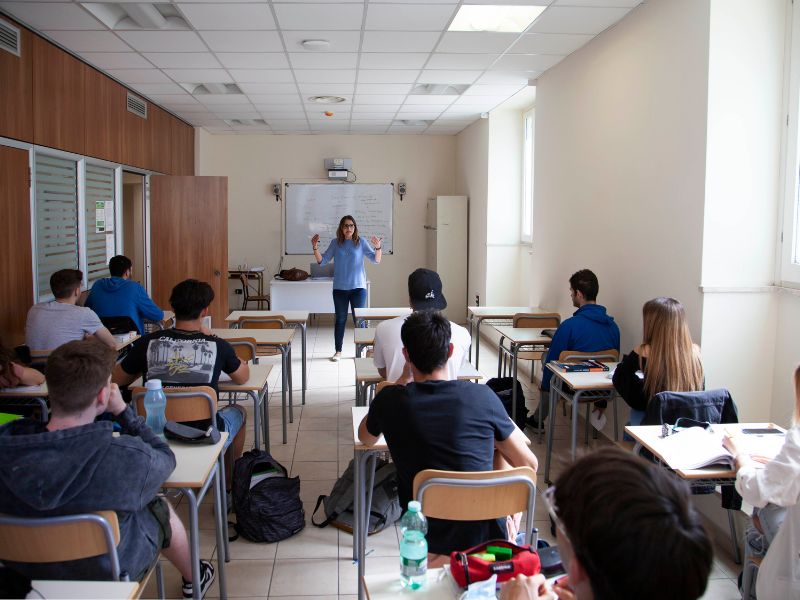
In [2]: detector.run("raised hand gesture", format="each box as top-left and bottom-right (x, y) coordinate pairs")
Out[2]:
(311, 234), (320, 248)
(370, 235), (382, 249)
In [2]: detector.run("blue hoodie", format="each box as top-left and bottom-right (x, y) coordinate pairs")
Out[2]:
(86, 277), (163, 334)
(542, 303), (620, 390)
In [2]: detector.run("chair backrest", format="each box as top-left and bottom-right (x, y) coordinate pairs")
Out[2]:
(0, 511), (122, 580)
(412, 467), (537, 540)
(238, 274), (250, 301)
(100, 315), (140, 335)
(557, 349), (619, 363)
(513, 312), (561, 329)
(132, 385), (217, 422)
(237, 316), (286, 330)
(644, 389), (737, 426)
(226, 337), (258, 363)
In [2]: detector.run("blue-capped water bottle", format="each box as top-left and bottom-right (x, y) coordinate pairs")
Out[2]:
(144, 379), (167, 438)
(399, 500), (428, 589)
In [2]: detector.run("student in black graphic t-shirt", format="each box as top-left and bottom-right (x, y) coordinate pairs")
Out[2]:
(114, 279), (249, 489)
(358, 311), (539, 565)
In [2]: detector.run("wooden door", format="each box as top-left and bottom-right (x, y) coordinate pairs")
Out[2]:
(0, 146), (34, 344)
(149, 176), (228, 326)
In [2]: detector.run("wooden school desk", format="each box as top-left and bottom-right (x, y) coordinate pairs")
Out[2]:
(0, 381), (49, 419)
(354, 327), (376, 358)
(354, 307), (411, 328)
(226, 309), (309, 406)
(165, 433), (229, 599)
(211, 328), (295, 444)
(467, 306), (554, 369)
(544, 362), (619, 484)
(270, 278), (371, 313)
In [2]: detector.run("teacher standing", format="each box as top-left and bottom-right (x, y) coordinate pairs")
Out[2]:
(312, 215), (382, 361)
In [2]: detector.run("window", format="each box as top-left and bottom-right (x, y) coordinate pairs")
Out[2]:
(521, 108), (535, 244)
(85, 164), (117, 288)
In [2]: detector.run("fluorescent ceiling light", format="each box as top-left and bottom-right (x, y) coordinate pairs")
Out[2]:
(448, 5), (546, 33)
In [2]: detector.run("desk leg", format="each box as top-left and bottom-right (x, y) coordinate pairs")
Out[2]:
(280, 351), (288, 444)
(475, 318), (482, 370)
(544, 385), (557, 485)
(510, 344), (519, 423)
(250, 390), (261, 451)
(260, 385), (270, 451)
(184, 489), (201, 600)
(287, 345), (294, 422)
(728, 509), (742, 564)
(570, 391), (582, 461)
(300, 323), (307, 405)
(215, 456), (230, 570)
(468, 314), (473, 362)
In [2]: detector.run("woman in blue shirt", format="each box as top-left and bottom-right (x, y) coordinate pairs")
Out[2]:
(312, 215), (382, 361)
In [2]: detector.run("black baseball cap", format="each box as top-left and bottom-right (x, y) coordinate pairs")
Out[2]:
(408, 268), (447, 311)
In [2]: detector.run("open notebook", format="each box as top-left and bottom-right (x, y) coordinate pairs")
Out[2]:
(653, 426), (785, 470)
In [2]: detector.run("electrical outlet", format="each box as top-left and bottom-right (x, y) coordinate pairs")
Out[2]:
(475, 294), (480, 306)
(234, 289), (242, 295)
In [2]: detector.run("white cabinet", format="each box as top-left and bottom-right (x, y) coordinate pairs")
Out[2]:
(426, 196), (468, 323)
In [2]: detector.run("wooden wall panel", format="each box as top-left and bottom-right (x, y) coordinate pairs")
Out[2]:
(0, 19), (33, 142)
(147, 105), (172, 173)
(0, 146), (33, 345)
(84, 67), (125, 162)
(170, 117), (195, 175)
(121, 99), (147, 168)
(32, 36), (86, 155)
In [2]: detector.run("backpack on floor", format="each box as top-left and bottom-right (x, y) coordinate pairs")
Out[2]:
(486, 377), (529, 430)
(311, 458), (401, 536)
(232, 449), (305, 543)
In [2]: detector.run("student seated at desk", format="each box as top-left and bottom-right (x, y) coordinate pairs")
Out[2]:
(0, 340), (44, 388)
(0, 340), (216, 598)
(500, 448), (712, 600)
(85, 255), (164, 334)
(372, 268), (470, 383)
(359, 310), (538, 564)
(113, 278), (248, 489)
(612, 297), (703, 426)
(25, 269), (117, 352)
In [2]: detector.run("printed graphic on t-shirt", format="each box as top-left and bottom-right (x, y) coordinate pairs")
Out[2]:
(146, 337), (216, 383)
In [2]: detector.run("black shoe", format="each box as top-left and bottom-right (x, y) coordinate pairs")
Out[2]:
(526, 413), (546, 433)
(182, 560), (215, 599)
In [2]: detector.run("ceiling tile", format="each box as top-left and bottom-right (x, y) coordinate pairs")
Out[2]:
(196, 94), (252, 105)
(508, 33), (593, 55)
(238, 83), (297, 94)
(491, 54), (564, 71)
(297, 83), (354, 95)
(529, 6), (630, 35)
(294, 69), (356, 83)
(359, 53), (429, 69)
(350, 106), (401, 114)
(463, 0), (549, 4)
(350, 117), (393, 123)
(369, 0), (455, 3)
(475, 71), (540, 85)
(143, 52), (222, 69)
(79, 52), (152, 69)
(418, 70), (480, 84)
(146, 94), (202, 105)
(128, 82), (188, 95)
(453, 95), (507, 106)
(117, 31), (207, 53)
(211, 109), (261, 118)
(248, 91), (303, 101)
(163, 69), (233, 84)
(436, 32), (518, 54)
(44, 30), (132, 52)
(200, 31), (283, 52)
(397, 103), (448, 112)
(364, 4), (456, 31)
(554, 0), (641, 6)
(254, 103), (305, 111)
(107, 68), (172, 84)
(395, 112), (443, 120)
(281, 30), (361, 52)
(357, 69), (420, 83)
(274, 3), (363, 30)
(403, 95), (457, 105)
(178, 3), (276, 30)
(258, 112), (307, 119)
(228, 69), (295, 83)
(289, 53), (358, 69)
(463, 84), (526, 96)
(362, 31), (440, 53)
(426, 53), (497, 70)
(355, 83), (412, 95)
(353, 94), (407, 104)
(216, 53), (289, 69)
(0, 2), (101, 30)
(265, 119), (309, 128)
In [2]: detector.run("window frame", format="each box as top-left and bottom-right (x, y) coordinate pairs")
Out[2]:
(521, 107), (535, 245)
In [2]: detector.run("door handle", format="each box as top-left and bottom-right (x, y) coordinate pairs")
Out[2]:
(214, 270), (221, 276)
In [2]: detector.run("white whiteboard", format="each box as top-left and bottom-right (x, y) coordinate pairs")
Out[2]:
(284, 183), (394, 255)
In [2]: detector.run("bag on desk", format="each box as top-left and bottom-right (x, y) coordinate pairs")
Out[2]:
(276, 268), (309, 281)
(450, 540), (541, 588)
(232, 449), (305, 543)
(311, 458), (401, 535)
(486, 377), (529, 430)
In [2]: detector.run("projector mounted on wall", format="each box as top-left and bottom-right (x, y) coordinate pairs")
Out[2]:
(325, 158), (352, 180)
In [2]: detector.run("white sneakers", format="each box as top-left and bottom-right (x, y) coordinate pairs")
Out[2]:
(330, 352), (342, 362)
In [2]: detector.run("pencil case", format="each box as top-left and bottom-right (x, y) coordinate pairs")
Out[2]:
(450, 539), (540, 588)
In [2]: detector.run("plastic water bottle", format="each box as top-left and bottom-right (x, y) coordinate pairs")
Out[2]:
(144, 379), (167, 438)
(399, 500), (428, 589)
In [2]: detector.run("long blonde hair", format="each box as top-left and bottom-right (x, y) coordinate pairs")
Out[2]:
(641, 297), (704, 397)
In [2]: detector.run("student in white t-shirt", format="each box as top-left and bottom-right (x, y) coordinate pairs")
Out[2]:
(372, 268), (471, 383)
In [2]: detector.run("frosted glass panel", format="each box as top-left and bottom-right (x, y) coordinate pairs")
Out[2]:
(85, 164), (116, 287)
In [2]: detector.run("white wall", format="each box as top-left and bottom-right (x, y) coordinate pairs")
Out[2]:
(195, 131), (456, 311)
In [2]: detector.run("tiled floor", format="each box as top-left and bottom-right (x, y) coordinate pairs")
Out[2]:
(144, 319), (743, 599)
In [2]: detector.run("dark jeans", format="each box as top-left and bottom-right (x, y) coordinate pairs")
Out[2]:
(332, 288), (367, 352)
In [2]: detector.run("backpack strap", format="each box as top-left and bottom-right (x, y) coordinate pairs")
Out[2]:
(311, 494), (338, 528)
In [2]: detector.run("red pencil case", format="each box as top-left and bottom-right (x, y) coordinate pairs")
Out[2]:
(449, 540), (541, 588)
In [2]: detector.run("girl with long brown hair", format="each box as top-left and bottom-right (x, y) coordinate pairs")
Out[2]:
(612, 296), (703, 424)
(0, 339), (44, 389)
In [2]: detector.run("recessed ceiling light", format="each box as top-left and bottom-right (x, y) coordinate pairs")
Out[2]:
(308, 95), (346, 104)
(395, 119), (432, 127)
(448, 5), (546, 33)
(410, 83), (469, 96)
(301, 39), (331, 51)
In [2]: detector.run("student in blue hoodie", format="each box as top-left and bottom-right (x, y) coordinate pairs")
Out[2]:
(86, 255), (164, 334)
(528, 269), (620, 430)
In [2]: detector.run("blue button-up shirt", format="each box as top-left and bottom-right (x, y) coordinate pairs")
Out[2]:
(320, 237), (377, 290)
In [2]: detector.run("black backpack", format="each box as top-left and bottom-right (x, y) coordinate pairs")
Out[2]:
(486, 377), (528, 430)
(311, 458), (401, 535)
(232, 449), (305, 543)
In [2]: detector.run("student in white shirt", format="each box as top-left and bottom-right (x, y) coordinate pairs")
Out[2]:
(372, 268), (470, 383)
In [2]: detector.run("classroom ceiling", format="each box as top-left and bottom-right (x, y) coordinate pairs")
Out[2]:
(1, 0), (642, 135)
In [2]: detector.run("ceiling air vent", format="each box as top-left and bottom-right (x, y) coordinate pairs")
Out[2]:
(0, 18), (21, 57)
(127, 93), (148, 119)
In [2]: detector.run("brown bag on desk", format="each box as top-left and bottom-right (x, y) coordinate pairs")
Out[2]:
(277, 268), (309, 281)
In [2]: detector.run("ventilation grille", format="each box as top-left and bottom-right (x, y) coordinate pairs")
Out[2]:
(127, 92), (148, 119)
(0, 18), (21, 57)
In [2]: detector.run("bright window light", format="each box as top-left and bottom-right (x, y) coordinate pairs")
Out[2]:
(448, 5), (546, 33)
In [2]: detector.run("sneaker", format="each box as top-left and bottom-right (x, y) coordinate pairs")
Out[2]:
(525, 414), (546, 433)
(329, 352), (341, 362)
(182, 560), (215, 599)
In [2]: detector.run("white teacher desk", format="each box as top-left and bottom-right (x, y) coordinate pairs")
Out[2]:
(270, 277), (371, 313)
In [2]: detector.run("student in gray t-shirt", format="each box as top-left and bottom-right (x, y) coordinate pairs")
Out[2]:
(25, 269), (116, 352)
